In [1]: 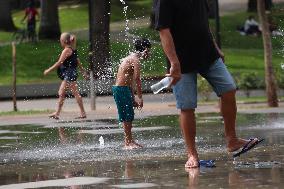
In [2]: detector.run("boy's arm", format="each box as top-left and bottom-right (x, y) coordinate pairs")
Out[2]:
(21, 10), (27, 22)
(133, 60), (143, 107)
(44, 48), (71, 75)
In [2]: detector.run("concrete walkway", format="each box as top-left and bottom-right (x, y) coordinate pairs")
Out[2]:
(1, 93), (284, 126)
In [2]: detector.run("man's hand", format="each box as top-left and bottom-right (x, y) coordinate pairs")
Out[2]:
(166, 63), (181, 86)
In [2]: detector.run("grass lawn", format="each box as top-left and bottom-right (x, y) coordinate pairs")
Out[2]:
(0, 0), (152, 43)
(1, 2), (284, 86)
(0, 39), (283, 85)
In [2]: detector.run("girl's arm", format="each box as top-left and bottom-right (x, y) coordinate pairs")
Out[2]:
(44, 48), (71, 75)
(77, 58), (89, 80)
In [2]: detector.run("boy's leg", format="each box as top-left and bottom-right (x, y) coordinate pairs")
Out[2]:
(70, 82), (86, 118)
(123, 121), (142, 149)
(173, 73), (199, 168)
(201, 58), (248, 151)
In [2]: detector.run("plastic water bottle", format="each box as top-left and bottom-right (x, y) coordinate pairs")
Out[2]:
(281, 63), (284, 70)
(151, 77), (172, 94)
(99, 136), (104, 147)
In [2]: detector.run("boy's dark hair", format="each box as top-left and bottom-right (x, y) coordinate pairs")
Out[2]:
(134, 38), (151, 52)
(27, 0), (35, 8)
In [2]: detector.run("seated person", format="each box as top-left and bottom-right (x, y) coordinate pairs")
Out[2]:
(244, 16), (261, 36)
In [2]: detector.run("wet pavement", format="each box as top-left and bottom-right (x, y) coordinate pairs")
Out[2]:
(0, 113), (283, 188)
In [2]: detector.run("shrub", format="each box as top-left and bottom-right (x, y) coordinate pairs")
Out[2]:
(197, 76), (212, 101)
(238, 72), (263, 97)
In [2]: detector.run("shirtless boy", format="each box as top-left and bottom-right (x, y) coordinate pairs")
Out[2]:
(112, 38), (151, 149)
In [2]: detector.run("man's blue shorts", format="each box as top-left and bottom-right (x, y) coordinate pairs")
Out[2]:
(112, 86), (134, 122)
(173, 58), (237, 110)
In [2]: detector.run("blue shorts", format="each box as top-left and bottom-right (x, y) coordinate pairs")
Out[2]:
(62, 68), (77, 82)
(173, 58), (237, 110)
(112, 86), (135, 122)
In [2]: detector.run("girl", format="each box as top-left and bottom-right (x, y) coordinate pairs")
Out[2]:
(44, 33), (88, 120)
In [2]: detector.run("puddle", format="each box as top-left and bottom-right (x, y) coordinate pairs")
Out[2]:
(0, 113), (283, 188)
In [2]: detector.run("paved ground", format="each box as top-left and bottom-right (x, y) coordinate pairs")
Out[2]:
(1, 93), (284, 126)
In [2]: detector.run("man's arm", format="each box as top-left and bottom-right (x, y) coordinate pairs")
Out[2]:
(210, 29), (225, 62)
(159, 28), (181, 85)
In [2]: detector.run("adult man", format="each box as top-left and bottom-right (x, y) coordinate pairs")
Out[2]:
(154, 0), (262, 168)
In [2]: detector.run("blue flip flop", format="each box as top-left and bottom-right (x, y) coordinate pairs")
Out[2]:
(233, 138), (264, 158)
(199, 160), (216, 168)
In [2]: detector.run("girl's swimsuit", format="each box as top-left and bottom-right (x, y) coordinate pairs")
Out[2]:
(57, 48), (78, 82)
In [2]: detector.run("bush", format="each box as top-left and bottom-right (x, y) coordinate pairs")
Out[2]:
(238, 72), (263, 97)
(197, 76), (212, 101)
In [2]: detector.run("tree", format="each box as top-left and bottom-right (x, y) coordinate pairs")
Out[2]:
(248, 0), (273, 12)
(257, 0), (278, 107)
(39, 0), (61, 39)
(0, 0), (16, 31)
(89, 0), (111, 79)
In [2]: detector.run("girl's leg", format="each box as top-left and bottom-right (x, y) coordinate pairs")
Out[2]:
(50, 81), (68, 118)
(70, 82), (86, 118)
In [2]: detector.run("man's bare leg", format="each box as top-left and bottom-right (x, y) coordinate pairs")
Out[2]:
(220, 90), (248, 152)
(180, 109), (199, 168)
(123, 121), (142, 149)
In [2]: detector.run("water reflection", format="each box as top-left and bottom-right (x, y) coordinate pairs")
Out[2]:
(0, 113), (283, 188)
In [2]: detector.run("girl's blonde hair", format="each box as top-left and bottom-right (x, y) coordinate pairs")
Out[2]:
(60, 32), (77, 49)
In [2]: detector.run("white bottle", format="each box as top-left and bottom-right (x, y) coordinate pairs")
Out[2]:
(99, 136), (104, 147)
(151, 77), (172, 94)
(281, 63), (284, 70)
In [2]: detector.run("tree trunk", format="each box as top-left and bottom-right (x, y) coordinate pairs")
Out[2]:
(39, 0), (61, 39)
(0, 0), (16, 31)
(248, 0), (273, 12)
(208, 0), (216, 18)
(257, 0), (278, 107)
(90, 0), (111, 79)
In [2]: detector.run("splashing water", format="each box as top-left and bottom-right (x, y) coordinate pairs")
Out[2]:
(120, 0), (131, 49)
(99, 136), (105, 147)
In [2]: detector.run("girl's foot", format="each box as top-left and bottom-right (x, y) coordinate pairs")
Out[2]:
(48, 113), (59, 120)
(75, 115), (87, 119)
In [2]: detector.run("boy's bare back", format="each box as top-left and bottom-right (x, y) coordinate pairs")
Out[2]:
(115, 53), (139, 87)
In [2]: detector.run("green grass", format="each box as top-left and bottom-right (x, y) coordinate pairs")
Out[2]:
(0, 40), (166, 85)
(1, 40), (284, 85)
(0, 0), (152, 42)
(0, 109), (52, 117)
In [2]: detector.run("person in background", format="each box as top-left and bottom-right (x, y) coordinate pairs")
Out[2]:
(44, 33), (88, 120)
(22, 0), (39, 41)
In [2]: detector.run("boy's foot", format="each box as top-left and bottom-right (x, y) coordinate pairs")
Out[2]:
(48, 113), (59, 120)
(185, 155), (199, 168)
(124, 142), (143, 150)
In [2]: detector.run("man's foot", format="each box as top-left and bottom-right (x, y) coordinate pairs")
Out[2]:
(124, 141), (143, 150)
(227, 138), (251, 152)
(48, 113), (59, 120)
(185, 155), (199, 168)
